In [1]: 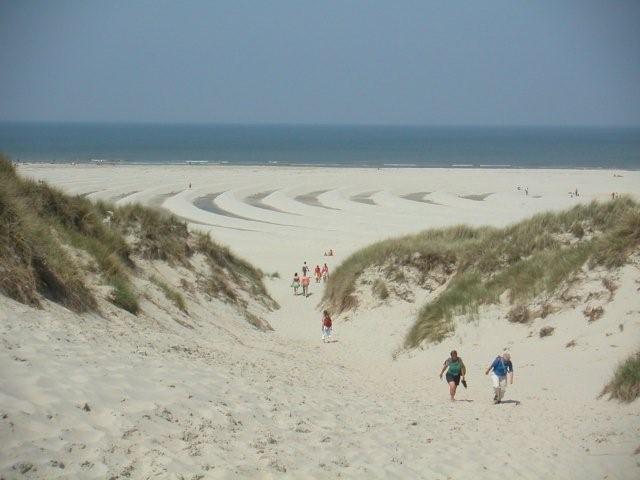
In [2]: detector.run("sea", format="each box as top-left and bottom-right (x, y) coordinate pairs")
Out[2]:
(1, 123), (639, 169)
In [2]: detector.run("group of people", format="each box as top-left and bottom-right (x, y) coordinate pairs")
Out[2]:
(439, 350), (514, 404)
(291, 261), (330, 297)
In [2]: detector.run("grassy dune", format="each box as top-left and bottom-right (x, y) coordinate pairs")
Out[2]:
(0, 155), (276, 315)
(322, 197), (640, 347)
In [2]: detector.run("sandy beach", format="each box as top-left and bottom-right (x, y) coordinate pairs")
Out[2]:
(1, 164), (639, 479)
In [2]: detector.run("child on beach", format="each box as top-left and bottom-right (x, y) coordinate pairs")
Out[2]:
(291, 273), (300, 295)
(301, 273), (311, 297)
(485, 352), (514, 404)
(314, 265), (322, 283)
(322, 310), (332, 342)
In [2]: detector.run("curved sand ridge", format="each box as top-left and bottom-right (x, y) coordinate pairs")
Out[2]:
(8, 163), (640, 479)
(18, 164), (640, 272)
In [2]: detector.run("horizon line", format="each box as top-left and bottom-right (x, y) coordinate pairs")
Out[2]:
(1, 120), (640, 129)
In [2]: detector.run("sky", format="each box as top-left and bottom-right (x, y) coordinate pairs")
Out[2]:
(0, 0), (639, 126)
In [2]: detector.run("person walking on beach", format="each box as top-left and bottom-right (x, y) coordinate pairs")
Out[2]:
(439, 350), (466, 401)
(291, 272), (300, 295)
(301, 273), (311, 297)
(302, 262), (309, 276)
(322, 310), (333, 342)
(314, 265), (322, 283)
(485, 352), (514, 404)
(321, 263), (329, 283)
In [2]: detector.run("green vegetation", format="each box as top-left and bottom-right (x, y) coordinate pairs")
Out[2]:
(0, 154), (276, 317)
(600, 350), (640, 403)
(322, 197), (640, 347)
(0, 157), (98, 312)
(372, 279), (389, 300)
(195, 232), (278, 310)
(150, 275), (187, 313)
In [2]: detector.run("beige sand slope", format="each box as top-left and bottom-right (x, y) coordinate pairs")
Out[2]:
(1, 164), (639, 479)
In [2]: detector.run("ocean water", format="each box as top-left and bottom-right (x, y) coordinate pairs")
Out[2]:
(0, 123), (639, 169)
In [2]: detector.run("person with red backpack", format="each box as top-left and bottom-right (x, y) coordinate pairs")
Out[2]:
(321, 310), (333, 343)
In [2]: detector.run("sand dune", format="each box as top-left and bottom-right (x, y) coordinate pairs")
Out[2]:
(1, 164), (639, 479)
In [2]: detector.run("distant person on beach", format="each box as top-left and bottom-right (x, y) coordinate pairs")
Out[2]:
(301, 273), (311, 297)
(314, 265), (322, 283)
(302, 262), (309, 276)
(321, 263), (329, 283)
(439, 350), (466, 401)
(324, 249), (334, 256)
(322, 310), (333, 342)
(485, 352), (514, 404)
(291, 273), (300, 295)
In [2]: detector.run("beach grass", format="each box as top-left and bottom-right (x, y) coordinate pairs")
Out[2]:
(150, 275), (187, 313)
(0, 154), (276, 315)
(322, 197), (640, 347)
(600, 350), (640, 402)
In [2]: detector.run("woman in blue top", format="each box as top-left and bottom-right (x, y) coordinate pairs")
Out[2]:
(485, 352), (514, 404)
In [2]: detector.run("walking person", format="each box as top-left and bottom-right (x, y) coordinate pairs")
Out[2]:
(485, 352), (514, 404)
(321, 310), (333, 343)
(439, 350), (466, 401)
(301, 272), (310, 297)
(302, 261), (309, 276)
(321, 263), (329, 283)
(314, 265), (322, 283)
(291, 272), (300, 296)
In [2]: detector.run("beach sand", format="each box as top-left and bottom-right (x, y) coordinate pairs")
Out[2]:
(1, 164), (639, 479)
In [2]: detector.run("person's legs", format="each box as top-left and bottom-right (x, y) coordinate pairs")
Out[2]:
(448, 381), (457, 400)
(498, 376), (507, 401)
(491, 373), (501, 403)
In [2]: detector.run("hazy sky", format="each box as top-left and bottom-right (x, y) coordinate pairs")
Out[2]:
(1, 1), (639, 126)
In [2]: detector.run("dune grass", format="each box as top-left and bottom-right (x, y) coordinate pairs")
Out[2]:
(195, 232), (278, 309)
(600, 350), (640, 403)
(0, 158), (97, 312)
(150, 275), (187, 313)
(322, 197), (640, 347)
(0, 154), (276, 316)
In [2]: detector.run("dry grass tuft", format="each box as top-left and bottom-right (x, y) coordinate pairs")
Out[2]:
(507, 305), (530, 324)
(372, 279), (389, 300)
(600, 350), (640, 403)
(539, 326), (555, 338)
(583, 305), (604, 322)
(150, 275), (187, 313)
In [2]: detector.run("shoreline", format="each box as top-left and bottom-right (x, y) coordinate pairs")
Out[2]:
(12, 160), (640, 171)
